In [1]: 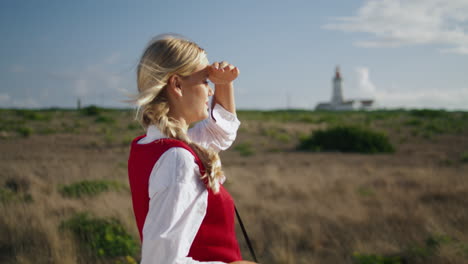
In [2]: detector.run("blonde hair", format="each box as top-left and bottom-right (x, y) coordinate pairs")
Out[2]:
(134, 34), (223, 193)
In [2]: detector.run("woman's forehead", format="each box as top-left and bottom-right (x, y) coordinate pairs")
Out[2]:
(192, 63), (209, 78)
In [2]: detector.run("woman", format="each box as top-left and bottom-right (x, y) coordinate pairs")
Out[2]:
(128, 34), (256, 264)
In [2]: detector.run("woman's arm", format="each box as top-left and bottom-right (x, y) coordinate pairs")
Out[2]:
(209, 62), (239, 116)
(142, 148), (225, 264)
(188, 104), (240, 152)
(213, 82), (236, 116)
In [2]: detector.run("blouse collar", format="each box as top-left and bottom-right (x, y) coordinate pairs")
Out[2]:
(137, 125), (167, 144)
(147, 125), (165, 139)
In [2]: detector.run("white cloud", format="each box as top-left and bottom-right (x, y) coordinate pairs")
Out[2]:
(355, 67), (376, 95)
(350, 66), (468, 109)
(9, 65), (27, 73)
(69, 65), (130, 98)
(1, 51), (134, 108)
(0, 93), (11, 104)
(74, 78), (89, 97)
(0, 93), (40, 108)
(374, 87), (468, 110)
(104, 52), (121, 65)
(323, 0), (468, 54)
(45, 53), (133, 105)
(440, 46), (468, 54)
(11, 98), (40, 108)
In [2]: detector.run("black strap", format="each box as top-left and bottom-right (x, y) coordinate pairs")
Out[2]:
(235, 206), (258, 263)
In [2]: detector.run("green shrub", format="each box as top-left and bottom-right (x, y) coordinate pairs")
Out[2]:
(121, 135), (134, 146)
(0, 187), (33, 203)
(425, 234), (453, 249)
(15, 110), (50, 121)
(422, 131), (433, 140)
(298, 126), (395, 154)
(59, 180), (128, 198)
(367, 110), (404, 121)
(95, 115), (116, 124)
(104, 131), (116, 144)
(0, 119), (20, 132)
(410, 129), (420, 137)
(357, 186), (375, 197)
(404, 233), (454, 260)
(61, 213), (138, 258)
(17, 126), (33, 137)
(410, 109), (447, 119)
(263, 128), (291, 143)
(81, 105), (102, 116)
(275, 133), (291, 143)
(439, 158), (454, 166)
(424, 122), (445, 134)
(38, 127), (56, 135)
(0, 187), (15, 203)
(234, 142), (255, 157)
(460, 152), (468, 163)
(5, 177), (30, 193)
(352, 252), (402, 264)
(74, 120), (84, 128)
(459, 243), (468, 257)
(117, 162), (127, 169)
(316, 115), (340, 125)
(115, 256), (138, 264)
(404, 119), (423, 127)
(297, 115), (315, 123)
(127, 123), (140, 130)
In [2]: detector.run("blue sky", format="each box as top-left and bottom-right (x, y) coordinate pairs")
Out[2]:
(1, 0), (467, 110)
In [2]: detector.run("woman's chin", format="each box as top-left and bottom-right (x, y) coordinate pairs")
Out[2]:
(201, 110), (209, 120)
(192, 111), (209, 123)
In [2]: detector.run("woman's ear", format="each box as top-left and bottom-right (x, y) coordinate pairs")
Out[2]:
(168, 75), (183, 97)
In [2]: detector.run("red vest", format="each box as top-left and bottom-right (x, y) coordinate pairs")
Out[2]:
(127, 135), (242, 263)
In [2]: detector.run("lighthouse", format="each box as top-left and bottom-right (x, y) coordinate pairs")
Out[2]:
(315, 66), (375, 111)
(331, 66), (344, 105)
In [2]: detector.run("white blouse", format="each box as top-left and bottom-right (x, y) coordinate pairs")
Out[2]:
(137, 104), (241, 264)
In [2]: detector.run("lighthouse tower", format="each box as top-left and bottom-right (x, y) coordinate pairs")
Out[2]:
(316, 66), (374, 111)
(331, 66), (344, 105)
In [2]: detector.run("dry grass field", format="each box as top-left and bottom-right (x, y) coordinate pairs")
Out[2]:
(1, 107), (468, 264)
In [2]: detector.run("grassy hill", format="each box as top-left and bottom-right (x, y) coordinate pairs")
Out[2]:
(1, 107), (468, 264)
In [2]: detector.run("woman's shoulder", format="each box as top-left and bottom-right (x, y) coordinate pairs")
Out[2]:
(160, 146), (196, 164)
(155, 146), (201, 183)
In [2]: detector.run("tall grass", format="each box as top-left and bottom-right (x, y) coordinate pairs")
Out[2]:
(59, 180), (128, 198)
(1, 108), (468, 264)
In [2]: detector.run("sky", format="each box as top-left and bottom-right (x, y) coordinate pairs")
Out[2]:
(1, 0), (467, 110)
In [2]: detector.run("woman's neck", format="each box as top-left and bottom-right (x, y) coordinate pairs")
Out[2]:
(167, 110), (189, 132)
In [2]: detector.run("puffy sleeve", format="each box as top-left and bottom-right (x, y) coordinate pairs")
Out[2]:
(188, 104), (241, 153)
(141, 147), (226, 264)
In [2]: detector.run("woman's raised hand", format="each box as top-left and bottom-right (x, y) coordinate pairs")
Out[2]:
(208, 61), (240, 85)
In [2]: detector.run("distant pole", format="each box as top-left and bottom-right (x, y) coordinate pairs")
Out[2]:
(100, 93), (104, 107)
(77, 98), (81, 110)
(287, 92), (291, 109)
